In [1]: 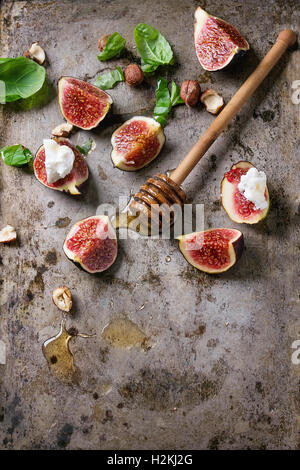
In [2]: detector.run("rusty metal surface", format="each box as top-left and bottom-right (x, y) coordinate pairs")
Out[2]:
(0, 0), (299, 450)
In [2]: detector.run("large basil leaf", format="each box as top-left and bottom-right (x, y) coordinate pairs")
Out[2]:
(134, 23), (173, 66)
(97, 32), (126, 61)
(1, 144), (33, 166)
(153, 77), (183, 127)
(94, 67), (124, 90)
(0, 57), (46, 102)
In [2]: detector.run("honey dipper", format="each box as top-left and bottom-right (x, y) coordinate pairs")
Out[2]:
(128, 30), (296, 231)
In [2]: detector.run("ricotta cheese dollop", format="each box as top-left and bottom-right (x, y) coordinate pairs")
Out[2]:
(44, 139), (75, 183)
(237, 167), (268, 210)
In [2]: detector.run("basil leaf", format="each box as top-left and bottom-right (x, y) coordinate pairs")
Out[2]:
(97, 32), (126, 61)
(0, 57), (45, 102)
(153, 78), (183, 127)
(94, 67), (124, 90)
(140, 59), (159, 74)
(134, 23), (173, 67)
(170, 81), (184, 106)
(1, 144), (33, 166)
(76, 138), (93, 156)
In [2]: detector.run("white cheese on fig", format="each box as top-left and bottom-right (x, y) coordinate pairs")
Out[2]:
(238, 167), (268, 210)
(44, 139), (75, 183)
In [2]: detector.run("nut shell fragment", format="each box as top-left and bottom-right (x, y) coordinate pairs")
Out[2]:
(52, 123), (74, 137)
(52, 286), (72, 312)
(200, 89), (224, 114)
(0, 225), (17, 243)
(25, 42), (46, 65)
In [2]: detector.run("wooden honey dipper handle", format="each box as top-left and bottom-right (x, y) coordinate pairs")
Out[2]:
(171, 29), (297, 186)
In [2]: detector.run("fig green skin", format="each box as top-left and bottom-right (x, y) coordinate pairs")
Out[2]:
(178, 228), (244, 274)
(221, 161), (270, 224)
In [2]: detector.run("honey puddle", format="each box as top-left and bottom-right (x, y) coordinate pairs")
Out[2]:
(102, 318), (151, 351)
(42, 319), (94, 384)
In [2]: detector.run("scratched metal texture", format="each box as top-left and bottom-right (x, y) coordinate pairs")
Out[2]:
(0, 0), (299, 450)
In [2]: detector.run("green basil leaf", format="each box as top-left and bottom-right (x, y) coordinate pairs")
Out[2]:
(170, 81), (184, 106)
(0, 57), (45, 102)
(134, 23), (173, 66)
(1, 144), (33, 166)
(94, 67), (124, 90)
(97, 32), (126, 61)
(153, 77), (183, 127)
(76, 138), (93, 156)
(153, 114), (168, 127)
(141, 59), (159, 74)
(153, 77), (171, 126)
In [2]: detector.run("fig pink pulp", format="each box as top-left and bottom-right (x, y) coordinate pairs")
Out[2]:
(194, 7), (249, 71)
(58, 77), (113, 130)
(221, 161), (270, 224)
(178, 228), (244, 273)
(63, 215), (117, 273)
(34, 138), (88, 195)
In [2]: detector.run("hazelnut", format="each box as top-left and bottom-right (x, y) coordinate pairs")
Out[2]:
(24, 42), (45, 65)
(0, 225), (17, 243)
(124, 64), (144, 86)
(200, 89), (224, 114)
(180, 80), (201, 107)
(52, 122), (73, 137)
(52, 286), (72, 313)
(97, 34), (111, 52)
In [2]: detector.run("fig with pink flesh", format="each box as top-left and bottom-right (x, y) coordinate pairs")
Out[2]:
(221, 161), (270, 224)
(34, 138), (88, 195)
(111, 116), (165, 171)
(58, 77), (113, 130)
(178, 228), (244, 274)
(194, 7), (249, 71)
(63, 215), (117, 274)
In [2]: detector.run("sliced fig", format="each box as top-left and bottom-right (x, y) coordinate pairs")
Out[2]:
(58, 77), (113, 130)
(178, 228), (244, 274)
(111, 116), (165, 171)
(34, 138), (88, 195)
(221, 161), (270, 224)
(63, 215), (117, 274)
(194, 7), (249, 71)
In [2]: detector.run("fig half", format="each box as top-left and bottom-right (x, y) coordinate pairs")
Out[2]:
(34, 138), (88, 195)
(58, 77), (113, 130)
(194, 7), (249, 71)
(63, 215), (117, 274)
(178, 228), (244, 274)
(221, 161), (270, 224)
(111, 116), (165, 171)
